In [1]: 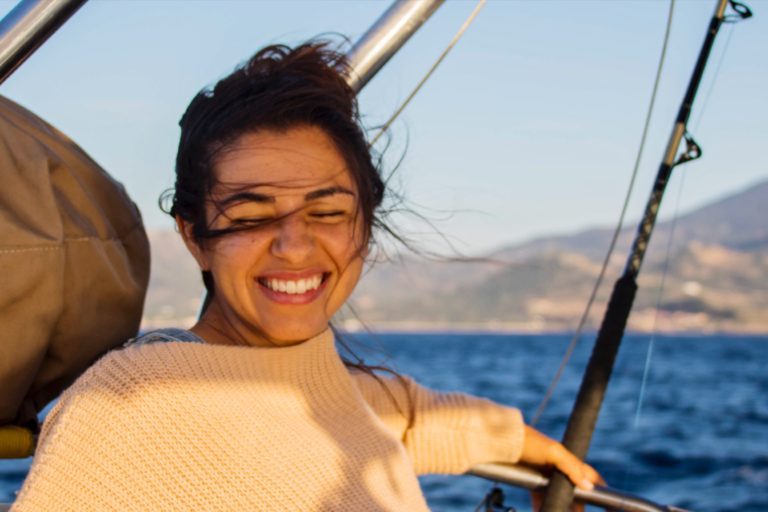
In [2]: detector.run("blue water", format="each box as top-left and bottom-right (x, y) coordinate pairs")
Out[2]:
(2, 333), (766, 511)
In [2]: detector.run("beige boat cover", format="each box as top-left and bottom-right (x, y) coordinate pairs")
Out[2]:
(0, 96), (150, 427)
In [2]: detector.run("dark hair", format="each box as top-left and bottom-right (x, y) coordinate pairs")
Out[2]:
(167, 41), (383, 243)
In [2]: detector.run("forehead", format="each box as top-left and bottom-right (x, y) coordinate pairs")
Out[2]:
(212, 126), (355, 194)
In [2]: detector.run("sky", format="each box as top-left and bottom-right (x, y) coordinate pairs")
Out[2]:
(0, 0), (766, 255)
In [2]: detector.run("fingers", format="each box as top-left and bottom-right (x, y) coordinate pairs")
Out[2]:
(550, 444), (604, 491)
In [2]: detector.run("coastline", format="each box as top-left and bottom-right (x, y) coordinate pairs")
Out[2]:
(341, 322), (768, 337)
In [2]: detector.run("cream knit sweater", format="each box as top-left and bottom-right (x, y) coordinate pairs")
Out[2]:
(12, 329), (524, 511)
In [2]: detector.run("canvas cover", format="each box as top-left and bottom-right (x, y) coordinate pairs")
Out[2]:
(0, 96), (150, 427)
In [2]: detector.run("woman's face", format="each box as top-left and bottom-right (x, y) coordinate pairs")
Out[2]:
(182, 125), (366, 347)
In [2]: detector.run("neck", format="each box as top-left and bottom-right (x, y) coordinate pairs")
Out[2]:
(190, 301), (320, 348)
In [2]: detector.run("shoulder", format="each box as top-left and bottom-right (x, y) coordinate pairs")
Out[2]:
(349, 368), (413, 395)
(62, 333), (212, 403)
(126, 328), (205, 346)
(35, 340), (220, 450)
(349, 368), (417, 416)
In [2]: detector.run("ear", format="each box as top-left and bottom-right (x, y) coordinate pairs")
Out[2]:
(176, 216), (210, 271)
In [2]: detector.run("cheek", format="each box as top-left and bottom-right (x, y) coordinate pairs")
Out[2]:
(320, 224), (366, 267)
(207, 234), (269, 277)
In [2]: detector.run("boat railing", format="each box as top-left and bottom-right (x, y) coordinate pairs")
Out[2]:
(470, 463), (691, 512)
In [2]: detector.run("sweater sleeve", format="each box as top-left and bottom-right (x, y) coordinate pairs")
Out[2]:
(352, 371), (525, 475)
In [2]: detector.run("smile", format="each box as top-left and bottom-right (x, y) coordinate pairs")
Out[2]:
(256, 272), (330, 304)
(261, 275), (323, 295)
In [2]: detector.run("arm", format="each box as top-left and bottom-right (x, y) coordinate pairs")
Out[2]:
(354, 371), (524, 474)
(354, 371), (601, 489)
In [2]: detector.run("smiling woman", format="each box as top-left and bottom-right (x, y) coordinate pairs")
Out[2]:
(178, 127), (367, 346)
(10, 41), (600, 511)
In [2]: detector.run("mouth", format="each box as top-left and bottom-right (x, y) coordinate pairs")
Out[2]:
(256, 272), (330, 304)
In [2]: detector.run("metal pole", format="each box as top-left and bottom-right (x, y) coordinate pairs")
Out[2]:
(470, 463), (689, 512)
(0, 0), (87, 86)
(345, 0), (445, 93)
(540, 1), (750, 510)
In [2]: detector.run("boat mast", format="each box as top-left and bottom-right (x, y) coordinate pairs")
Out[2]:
(0, 0), (86, 85)
(540, 1), (752, 510)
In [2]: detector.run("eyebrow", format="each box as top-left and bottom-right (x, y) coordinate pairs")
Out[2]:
(304, 186), (355, 201)
(220, 191), (275, 206)
(220, 186), (355, 207)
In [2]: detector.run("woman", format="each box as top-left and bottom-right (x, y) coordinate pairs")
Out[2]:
(12, 42), (599, 511)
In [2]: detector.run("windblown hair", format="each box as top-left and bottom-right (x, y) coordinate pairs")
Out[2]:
(167, 41), (384, 247)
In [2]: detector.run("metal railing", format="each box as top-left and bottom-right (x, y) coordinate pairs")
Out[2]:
(470, 463), (690, 512)
(0, 0), (86, 85)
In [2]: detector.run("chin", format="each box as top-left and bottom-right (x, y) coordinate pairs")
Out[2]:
(258, 318), (330, 346)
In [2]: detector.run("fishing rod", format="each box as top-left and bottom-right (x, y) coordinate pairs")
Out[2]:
(540, 1), (752, 510)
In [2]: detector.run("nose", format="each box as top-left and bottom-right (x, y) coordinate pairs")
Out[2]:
(270, 213), (314, 263)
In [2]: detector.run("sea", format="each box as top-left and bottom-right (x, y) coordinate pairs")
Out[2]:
(1, 333), (766, 511)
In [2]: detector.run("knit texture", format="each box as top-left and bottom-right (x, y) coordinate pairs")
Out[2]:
(12, 329), (524, 511)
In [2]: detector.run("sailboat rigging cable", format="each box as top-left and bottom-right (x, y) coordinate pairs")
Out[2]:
(530, 0), (676, 428)
(369, 0), (486, 149)
(540, 1), (752, 510)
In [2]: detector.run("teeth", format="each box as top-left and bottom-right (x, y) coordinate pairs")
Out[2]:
(264, 275), (323, 295)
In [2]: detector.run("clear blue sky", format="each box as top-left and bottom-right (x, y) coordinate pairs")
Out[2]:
(1, 0), (765, 254)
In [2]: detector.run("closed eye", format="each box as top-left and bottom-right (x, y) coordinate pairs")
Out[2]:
(231, 217), (273, 226)
(310, 211), (344, 218)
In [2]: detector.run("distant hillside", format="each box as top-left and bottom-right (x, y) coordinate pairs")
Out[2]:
(349, 178), (768, 333)
(143, 178), (768, 333)
(143, 230), (203, 327)
(492, 179), (768, 261)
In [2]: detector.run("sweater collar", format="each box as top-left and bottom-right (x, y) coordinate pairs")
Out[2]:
(204, 327), (348, 381)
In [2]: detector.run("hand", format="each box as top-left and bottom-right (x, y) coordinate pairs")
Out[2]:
(519, 425), (604, 510)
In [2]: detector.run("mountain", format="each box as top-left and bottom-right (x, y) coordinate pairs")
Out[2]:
(492, 179), (768, 260)
(348, 178), (768, 333)
(143, 178), (768, 333)
(143, 230), (204, 327)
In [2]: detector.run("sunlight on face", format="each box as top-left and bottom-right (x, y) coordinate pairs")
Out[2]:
(187, 125), (366, 347)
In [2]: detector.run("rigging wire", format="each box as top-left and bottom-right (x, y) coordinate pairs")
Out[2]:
(530, 0), (676, 427)
(368, 0), (487, 149)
